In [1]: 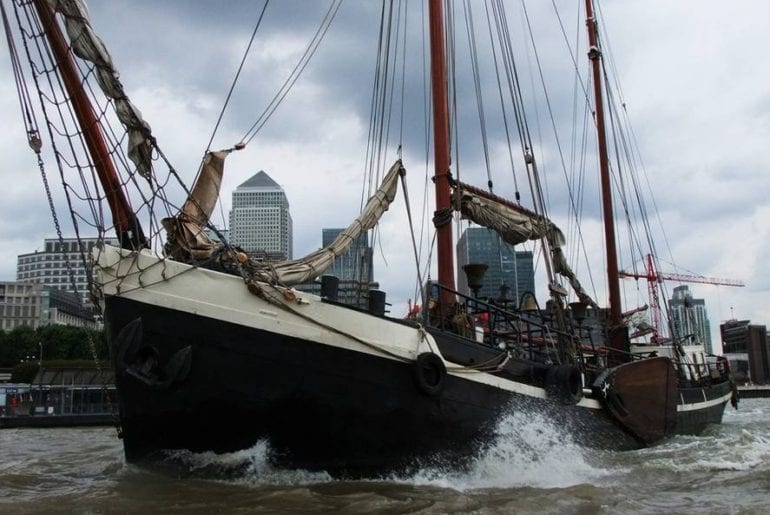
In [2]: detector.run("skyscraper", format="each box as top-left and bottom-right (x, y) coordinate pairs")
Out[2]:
(456, 227), (535, 304)
(669, 285), (713, 353)
(321, 228), (373, 283)
(295, 228), (376, 309)
(229, 171), (292, 260)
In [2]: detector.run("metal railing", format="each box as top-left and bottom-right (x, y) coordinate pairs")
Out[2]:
(423, 283), (597, 369)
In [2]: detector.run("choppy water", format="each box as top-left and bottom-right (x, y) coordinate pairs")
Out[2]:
(1, 400), (768, 514)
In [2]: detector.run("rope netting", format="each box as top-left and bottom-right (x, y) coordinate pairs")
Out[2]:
(7, 0), (221, 309)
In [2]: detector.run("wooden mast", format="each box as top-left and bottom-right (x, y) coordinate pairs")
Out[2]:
(584, 0), (627, 361)
(33, 0), (147, 250)
(428, 0), (456, 306)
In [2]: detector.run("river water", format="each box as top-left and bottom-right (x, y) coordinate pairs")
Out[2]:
(1, 399), (767, 514)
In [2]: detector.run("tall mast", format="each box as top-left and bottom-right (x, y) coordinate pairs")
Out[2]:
(428, 0), (456, 304)
(33, 0), (147, 250)
(584, 0), (626, 359)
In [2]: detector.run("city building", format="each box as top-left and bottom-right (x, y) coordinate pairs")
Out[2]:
(668, 285), (714, 354)
(0, 281), (97, 330)
(229, 171), (292, 260)
(296, 228), (377, 310)
(16, 237), (118, 307)
(721, 319), (770, 384)
(456, 227), (535, 304)
(203, 226), (229, 244)
(320, 228), (373, 283)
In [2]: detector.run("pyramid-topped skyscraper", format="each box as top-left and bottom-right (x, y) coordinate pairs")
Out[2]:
(229, 170), (292, 260)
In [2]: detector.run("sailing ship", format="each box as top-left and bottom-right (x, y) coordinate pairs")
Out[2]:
(4, 0), (736, 477)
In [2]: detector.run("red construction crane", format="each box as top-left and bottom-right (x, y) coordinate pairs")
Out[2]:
(619, 253), (744, 342)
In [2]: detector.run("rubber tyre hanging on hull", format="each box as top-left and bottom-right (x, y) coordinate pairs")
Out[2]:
(546, 364), (583, 405)
(413, 352), (446, 396)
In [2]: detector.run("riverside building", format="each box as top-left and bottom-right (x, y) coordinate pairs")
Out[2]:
(16, 237), (117, 308)
(0, 282), (97, 330)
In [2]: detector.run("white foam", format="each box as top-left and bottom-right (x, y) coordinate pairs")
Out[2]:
(164, 440), (332, 485)
(160, 407), (606, 489)
(392, 409), (609, 490)
(635, 424), (770, 474)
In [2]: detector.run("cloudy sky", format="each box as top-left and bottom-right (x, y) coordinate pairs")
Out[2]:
(2, 1), (769, 350)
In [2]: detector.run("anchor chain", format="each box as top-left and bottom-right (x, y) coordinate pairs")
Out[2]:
(31, 132), (123, 439)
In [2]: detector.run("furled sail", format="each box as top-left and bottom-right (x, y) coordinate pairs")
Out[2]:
(456, 185), (558, 246)
(162, 151), (229, 261)
(242, 160), (404, 286)
(455, 183), (597, 308)
(50, 0), (153, 179)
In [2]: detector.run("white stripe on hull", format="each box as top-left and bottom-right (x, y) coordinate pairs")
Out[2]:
(677, 391), (732, 412)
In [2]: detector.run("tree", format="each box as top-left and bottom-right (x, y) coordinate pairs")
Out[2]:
(0, 324), (107, 368)
(11, 361), (39, 383)
(0, 330), (12, 367)
(5, 325), (38, 366)
(37, 325), (107, 360)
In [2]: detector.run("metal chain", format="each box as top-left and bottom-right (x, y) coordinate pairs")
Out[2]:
(10, 0), (121, 436)
(32, 136), (123, 438)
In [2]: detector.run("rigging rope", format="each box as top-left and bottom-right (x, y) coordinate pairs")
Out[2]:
(415, 0), (435, 306)
(400, 173), (425, 305)
(205, 0), (270, 153)
(462, 0), (493, 193)
(482, 0), (520, 201)
(485, 0), (560, 288)
(239, 0), (343, 146)
(2, 0), (39, 149)
(363, 0), (398, 274)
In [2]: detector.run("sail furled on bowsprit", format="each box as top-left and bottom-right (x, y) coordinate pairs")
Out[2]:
(162, 150), (230, 261)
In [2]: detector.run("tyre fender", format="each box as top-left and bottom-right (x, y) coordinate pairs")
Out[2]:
(546, 364), (583, 405)
(413, 352), (446, 396)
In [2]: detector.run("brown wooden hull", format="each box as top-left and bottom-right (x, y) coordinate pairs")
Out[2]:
(593, 357), (677, 444)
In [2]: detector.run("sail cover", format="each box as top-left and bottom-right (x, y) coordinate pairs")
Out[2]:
(456, 184), (597, 307)
(162, 151), (229, 261)
(457, 187), (560, 246)
(51, 0), (153, 179)
(243, 160), (404, 286)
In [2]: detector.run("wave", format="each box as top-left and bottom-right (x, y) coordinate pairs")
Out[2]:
(157, 404), (607, 490)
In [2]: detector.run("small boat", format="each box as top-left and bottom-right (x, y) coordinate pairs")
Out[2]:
(0, 368), (116, 429)
(3, 0), (736, 477)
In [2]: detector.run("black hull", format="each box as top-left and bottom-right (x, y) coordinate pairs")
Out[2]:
(105, 296), (638, 477)
(675, 381), (733, 435)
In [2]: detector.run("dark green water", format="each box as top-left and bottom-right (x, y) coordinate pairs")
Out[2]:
(1, 400), (768, 514)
